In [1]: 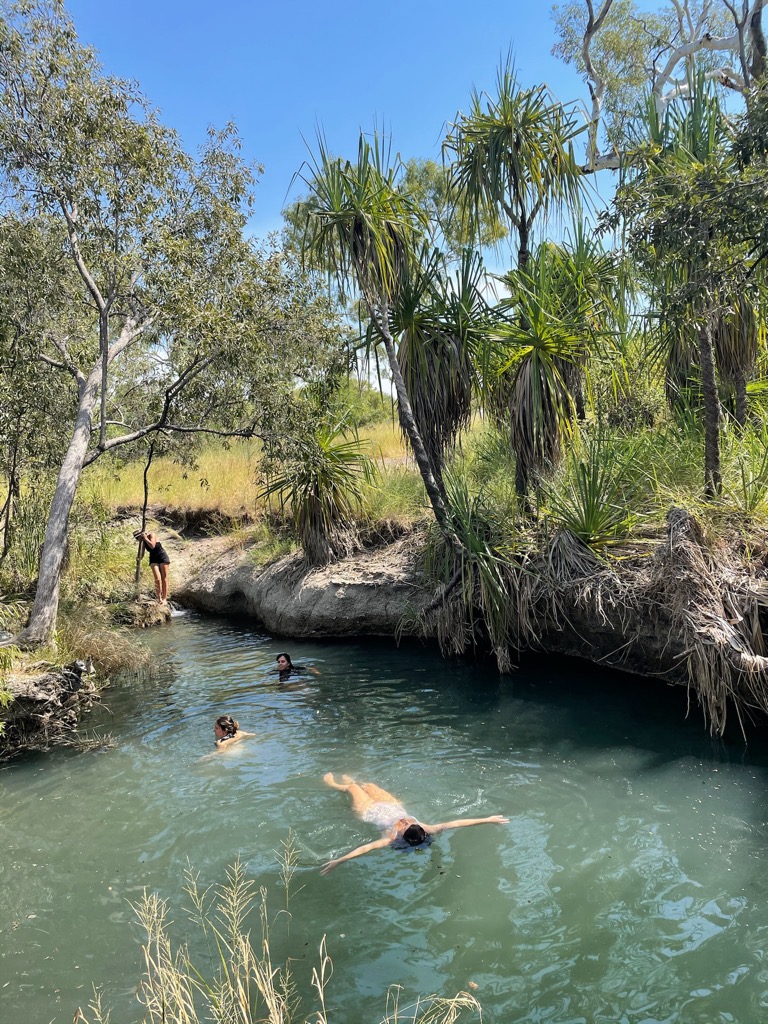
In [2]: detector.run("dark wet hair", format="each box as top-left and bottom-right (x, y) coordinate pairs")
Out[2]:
(402, 823), (429, 847)
(276, 652), (293, 668)
(215, 715), (238, 738)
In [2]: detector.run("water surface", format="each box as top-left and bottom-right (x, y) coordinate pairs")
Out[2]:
(2, 613), (768, 1023)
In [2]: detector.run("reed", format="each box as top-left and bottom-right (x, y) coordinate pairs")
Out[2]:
(74, 852), (482, 1024)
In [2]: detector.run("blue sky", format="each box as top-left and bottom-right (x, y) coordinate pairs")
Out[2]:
(66, 0), (589, 240)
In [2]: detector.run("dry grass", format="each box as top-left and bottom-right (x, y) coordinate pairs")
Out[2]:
(82, 440), (265, 517)
(56, 604), (151, 675)
(75, 853), (482, 1024)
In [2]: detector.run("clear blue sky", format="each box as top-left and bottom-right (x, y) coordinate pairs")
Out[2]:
(66, 0), (589, 239)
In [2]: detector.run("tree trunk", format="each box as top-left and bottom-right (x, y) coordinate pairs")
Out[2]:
(517, 219), (530, 272)
(0, 431), (20, 566)
(698, 316), (722, 499)
(372, 305), (459, 548)
(134, 443), (154, 596)
(16, 369), (100, 647)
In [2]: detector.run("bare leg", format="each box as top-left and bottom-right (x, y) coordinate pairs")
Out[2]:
(151, 564), (163, 603)
(159, 564), (169, 603)
(360, 782), (401, 804)
(323, 773), (404, 818)
(323, 773), (377, 818)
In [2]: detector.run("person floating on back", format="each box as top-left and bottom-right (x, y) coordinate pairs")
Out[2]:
(320, 773), (509, 874)
(135, 530), (171, 605)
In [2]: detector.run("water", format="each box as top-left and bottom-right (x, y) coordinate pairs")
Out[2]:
(3, 613), (768, 1023)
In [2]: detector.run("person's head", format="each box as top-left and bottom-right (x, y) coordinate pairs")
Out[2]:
(214, 715), (238, 740)
(276, 653), (293, 672)
(401, 822), (429, 847)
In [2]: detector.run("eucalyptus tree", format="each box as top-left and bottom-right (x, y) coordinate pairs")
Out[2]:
(0, 0), (340, 645)
(553, 0), (767, 173)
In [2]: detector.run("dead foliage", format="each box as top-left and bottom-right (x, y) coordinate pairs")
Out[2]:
(421, 508), (768, 735)
(0, 659), (107, 760)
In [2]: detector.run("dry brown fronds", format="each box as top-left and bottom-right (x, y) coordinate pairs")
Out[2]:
(419, 507), (768, 735)
(644, 507), (768, 735)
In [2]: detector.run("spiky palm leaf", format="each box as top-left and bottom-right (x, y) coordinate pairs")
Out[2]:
(444, 59), (584, 268)
(260, 422), (376, 566)
(298, 132), (425, 307)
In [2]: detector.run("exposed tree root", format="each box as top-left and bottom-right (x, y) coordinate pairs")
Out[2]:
(422, 507), (768, 735)
(0, 659), (107, 761)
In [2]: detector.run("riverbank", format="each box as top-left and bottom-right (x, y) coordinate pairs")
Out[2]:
(4, 502), (768, 759)
(174, 508), (768, 736)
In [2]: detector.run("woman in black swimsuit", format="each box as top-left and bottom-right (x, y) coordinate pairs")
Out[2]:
(213, 715), (255, 750)
(274, 652), (319, 681)
(136, 530), (171, 605)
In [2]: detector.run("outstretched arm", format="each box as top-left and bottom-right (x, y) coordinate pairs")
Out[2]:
(426, 815), (509, 835)
(321, 836), (391, 874)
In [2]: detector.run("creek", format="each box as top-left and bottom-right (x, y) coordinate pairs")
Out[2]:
(2, 612), (768, 1023)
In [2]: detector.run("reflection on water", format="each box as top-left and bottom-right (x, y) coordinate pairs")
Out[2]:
(2, 613), (768, 1023)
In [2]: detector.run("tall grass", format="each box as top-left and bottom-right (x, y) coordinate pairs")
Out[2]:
(75, 854), (482, 1024)
(82, 439), (266, 516)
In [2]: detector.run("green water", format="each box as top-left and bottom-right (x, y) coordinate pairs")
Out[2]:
(2, 612), (768, 1023)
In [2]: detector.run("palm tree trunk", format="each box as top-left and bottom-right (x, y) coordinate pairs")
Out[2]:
(698, 314), (722, 499)
(370, 304), (459, 547)
(16, 369), (100, 647)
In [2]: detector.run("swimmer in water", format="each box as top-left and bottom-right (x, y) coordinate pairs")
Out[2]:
(320, 773), (509, 874)
(273, 652), (320, 682)
(212, 715), (255, 750)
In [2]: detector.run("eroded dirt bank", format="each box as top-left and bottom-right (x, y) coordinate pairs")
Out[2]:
(175, 510), (768, 735)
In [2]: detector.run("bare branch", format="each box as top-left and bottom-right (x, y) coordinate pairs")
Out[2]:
(59, 200), (107, 314)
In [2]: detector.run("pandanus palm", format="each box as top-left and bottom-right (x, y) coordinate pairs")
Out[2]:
(443, 61), (586, 498)
(297, 133), (456, 539)
(626, 84), (759, 493)
(443, 61), (584, 271)
(491, 235), (622, 496)
(714, 292), (762, 427)
(390, 247), (491, 487)
(492, 248), (591, 496)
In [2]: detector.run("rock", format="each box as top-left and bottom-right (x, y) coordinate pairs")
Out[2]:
(176, 535), (432, 638)
(110, 598), (172, 628)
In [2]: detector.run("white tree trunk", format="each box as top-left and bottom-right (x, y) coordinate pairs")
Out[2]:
(16, 368), (100, 646)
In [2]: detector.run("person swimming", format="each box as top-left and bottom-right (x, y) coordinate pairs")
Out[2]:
(213, 715), (255, 749)
(274, 652), (319, 682)
(320, 773), (509, 874)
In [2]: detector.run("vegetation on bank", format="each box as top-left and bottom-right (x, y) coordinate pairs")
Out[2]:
(3, 0), (768, 736)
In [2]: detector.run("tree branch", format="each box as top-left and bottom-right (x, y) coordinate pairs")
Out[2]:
(59, 200), (107, 314)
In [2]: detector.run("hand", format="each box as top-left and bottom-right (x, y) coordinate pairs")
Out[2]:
(487, 815), (510, 824)
(320, 859), (339, 876)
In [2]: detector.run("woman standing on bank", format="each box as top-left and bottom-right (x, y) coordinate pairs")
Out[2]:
(136, 530), (171, 605)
